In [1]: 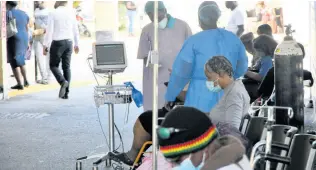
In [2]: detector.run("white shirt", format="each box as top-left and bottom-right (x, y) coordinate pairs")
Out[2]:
(225, 7), (245, 35)
(44, 6), (79, 47)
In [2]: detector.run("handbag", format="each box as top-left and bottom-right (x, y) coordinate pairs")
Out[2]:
(7, 11), (18, 38)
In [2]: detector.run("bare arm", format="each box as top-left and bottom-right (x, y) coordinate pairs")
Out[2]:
(246, 71), (262, 82)
(236, 25), (245, 37)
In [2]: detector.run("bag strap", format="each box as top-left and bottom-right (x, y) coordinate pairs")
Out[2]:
(7, 10), (13, 22)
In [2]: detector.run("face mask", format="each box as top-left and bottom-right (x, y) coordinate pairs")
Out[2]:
(158, 17), (168, 29)
(206, 80), (221, 92)
(172, 154), (205, 170)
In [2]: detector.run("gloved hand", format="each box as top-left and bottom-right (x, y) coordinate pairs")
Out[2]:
(164, 101), (175, 111)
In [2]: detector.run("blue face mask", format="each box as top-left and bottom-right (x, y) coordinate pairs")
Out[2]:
(158, 17), (168, 29)
(206, 80), (221, 92)
(172, 156), (204, 170)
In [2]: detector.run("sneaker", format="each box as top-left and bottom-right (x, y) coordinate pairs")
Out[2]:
(36, 80), (49, 85)
(108, 152), (134, 166)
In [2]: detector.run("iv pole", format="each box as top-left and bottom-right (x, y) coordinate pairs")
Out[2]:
(151, 1), (159, 170)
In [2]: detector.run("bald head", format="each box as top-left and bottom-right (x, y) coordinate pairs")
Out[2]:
(198, 1), (221, 30)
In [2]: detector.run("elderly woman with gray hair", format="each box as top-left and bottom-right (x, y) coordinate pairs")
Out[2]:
(205, 56), (250, 129)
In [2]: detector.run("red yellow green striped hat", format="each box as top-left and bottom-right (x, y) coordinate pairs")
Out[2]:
(158, 107), (219, 158)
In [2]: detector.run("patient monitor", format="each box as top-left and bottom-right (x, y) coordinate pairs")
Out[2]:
(92, 41), (127, 73)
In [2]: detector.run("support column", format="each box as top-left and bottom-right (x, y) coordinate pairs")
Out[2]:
(94, 1), (118, 40)
(0, 1), (8, 100)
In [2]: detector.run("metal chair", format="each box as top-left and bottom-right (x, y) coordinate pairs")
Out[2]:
(285, 134), (316, 170)
(250, 125), (298, 169)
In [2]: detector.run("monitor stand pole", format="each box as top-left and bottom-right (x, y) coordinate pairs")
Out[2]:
(92, 71), (115, 168)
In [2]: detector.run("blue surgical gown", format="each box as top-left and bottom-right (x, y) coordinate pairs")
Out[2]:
(165, 29), (248, 113)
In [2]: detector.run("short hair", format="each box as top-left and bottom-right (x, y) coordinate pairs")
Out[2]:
(257, 24), (272, 36)
(205, 56), (233, 77)
(297, 43), (305, 58)
(253, 35), (278, 56)
(7, 1), (18, 8)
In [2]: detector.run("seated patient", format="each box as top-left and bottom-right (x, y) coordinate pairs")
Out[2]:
(158, 106), (251, 170)
(252, 24), (274, 70)
(243, 35), (277, 102)
(205, 56), (250, 129)
(109, 75), (249, 166)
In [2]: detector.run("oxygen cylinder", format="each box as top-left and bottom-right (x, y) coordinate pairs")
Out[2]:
(274, 25), (304, 130)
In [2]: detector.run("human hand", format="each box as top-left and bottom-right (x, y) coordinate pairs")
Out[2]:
(190, 151), (204, 167)
(43, 46), (48, 56)
(168, 69), (172, 75)
(164, 101), (175, 111)
(74, 46), (79, 54)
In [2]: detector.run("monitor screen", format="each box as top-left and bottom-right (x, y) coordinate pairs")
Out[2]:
(95, 44), (125, 65)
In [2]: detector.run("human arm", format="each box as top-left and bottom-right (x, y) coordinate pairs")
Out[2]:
(234, 41), (248, 79)
(137, 28), (150, 59)
(72, 11), (80, 53)
(235, 11), (245, 37)
(43, 13), (54, 49)
(185, 23), (192, 39)
(165, 39), (194, 102)
(224, 92), (244, 129)
(246, 56), (273, 82)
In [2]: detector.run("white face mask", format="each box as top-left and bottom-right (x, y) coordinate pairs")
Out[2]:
(158, 17), (168, 29)
(172, 154), (205, 170)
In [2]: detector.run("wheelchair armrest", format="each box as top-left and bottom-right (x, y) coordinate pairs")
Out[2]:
(271, 142), (290, 151)
(304, 80), (312, 87)
(263, 153), (291, 165)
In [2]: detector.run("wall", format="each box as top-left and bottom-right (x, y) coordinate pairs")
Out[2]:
(308, 2), (316, 97)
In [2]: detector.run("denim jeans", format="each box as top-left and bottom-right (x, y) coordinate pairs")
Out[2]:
(127, 10), (136, 34)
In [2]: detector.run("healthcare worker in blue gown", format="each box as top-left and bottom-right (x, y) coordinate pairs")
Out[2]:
(165, 1), (248, 113)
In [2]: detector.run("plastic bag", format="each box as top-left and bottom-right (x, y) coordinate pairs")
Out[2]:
(124, 82), (143, 108)
(136, 152), (173, 170)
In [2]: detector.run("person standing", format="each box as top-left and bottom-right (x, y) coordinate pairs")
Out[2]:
(125, 1), (137, 36)
(6, 1), (30, 90)
(165, 1), (248, 114)
(138, 1), (192, 112)
(225, 1), (245, 37)
(43, 1), (79, 99)
(33, 1), (50, 85)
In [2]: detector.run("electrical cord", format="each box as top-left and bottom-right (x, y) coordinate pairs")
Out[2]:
(87, 54), (129, 154)
(249, 87), (275, 115)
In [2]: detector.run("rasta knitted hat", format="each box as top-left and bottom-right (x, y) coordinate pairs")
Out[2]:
(158, 107), (219, 159)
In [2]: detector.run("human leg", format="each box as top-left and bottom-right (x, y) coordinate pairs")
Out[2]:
(50, 40), (68, 97)
(10, 62), (23, 90)
(20, 65), (29, 87)
(34, 40), (48, 84)
(110, 108), (168, 166)
(127, 10), (135, 35)
(60, 40), (73, 98)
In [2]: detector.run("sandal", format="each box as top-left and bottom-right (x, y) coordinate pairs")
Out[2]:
(108, 152), (134, 166)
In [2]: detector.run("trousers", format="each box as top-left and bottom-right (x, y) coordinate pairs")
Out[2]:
(49, 40), (73, 93)
(34, 39), (52, 81)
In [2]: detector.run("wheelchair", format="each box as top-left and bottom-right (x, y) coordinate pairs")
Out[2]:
(241, 103), (316, 170)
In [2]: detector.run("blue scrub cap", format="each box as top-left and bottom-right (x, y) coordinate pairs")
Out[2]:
(145, 1), (166, 14)
(198, 1), (221, 26)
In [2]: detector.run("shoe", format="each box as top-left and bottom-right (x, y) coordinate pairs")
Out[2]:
(61, 93), (69, 99)
(108, 152), (134, 166)
(36, 80), (48, 85)
(59, 81), (69, 98)
(24, 81), (30, 87)
(11, 84), (24, 90)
